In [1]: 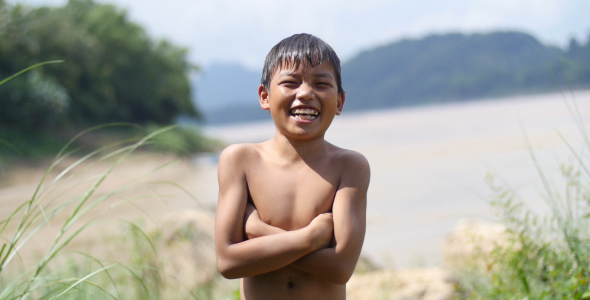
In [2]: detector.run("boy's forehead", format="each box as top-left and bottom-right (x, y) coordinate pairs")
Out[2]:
(272, 60), (336, 76)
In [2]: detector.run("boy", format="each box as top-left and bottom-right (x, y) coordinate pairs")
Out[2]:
(215, 33), (370, 300)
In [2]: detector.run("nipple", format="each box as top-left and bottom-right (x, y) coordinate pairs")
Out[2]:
(287, 281), (294, 289)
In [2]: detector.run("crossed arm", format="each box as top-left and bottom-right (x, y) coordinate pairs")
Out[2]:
(244, 181), (366, 284)
(215, 145), (334, 279)
(215, 145), (370, 283)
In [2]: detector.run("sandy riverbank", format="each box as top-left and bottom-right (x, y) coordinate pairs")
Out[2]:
(0, 152), (219, 266)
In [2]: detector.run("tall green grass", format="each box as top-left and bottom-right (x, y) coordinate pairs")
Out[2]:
(0, 125), (211, 299)
(456, 92), (590, 299)
(0, 67), (233, 299)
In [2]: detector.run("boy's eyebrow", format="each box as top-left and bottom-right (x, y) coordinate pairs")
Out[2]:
(277, 69), (299, 77)
(315, 72), (335, 80)
(277, 70), (335, 80)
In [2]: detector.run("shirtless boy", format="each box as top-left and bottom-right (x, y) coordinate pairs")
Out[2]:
(215, 33), (370, 300)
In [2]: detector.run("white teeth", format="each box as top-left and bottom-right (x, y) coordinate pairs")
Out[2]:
(290, 108), (319, 116)
(294, 114), (316, 120)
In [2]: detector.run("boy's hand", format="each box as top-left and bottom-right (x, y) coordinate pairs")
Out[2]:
(244, 203), (284, 239)
(307, 213), (334, 250)
(243, 203), (263, 239)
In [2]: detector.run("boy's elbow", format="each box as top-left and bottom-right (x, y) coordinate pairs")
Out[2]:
(216, 256), (241, 279)
(329, 257), (357, 284)
(218, 268), (240, 280)
(331, 269), (354, 284)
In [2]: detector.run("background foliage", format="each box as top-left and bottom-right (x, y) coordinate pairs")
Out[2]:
(0, 0), (203, 158)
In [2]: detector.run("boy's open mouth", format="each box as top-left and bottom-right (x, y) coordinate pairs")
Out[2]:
(290, 108), (319, 121)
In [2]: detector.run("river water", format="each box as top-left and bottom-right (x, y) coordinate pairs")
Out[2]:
(204, 90), (590, 268)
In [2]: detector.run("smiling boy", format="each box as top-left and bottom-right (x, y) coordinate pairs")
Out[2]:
(215, 33), (370, 300)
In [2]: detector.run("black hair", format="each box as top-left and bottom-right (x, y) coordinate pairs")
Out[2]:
(261, 33), (344, 93)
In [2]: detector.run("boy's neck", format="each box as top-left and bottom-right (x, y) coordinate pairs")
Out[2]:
(269, 132), (328, 162)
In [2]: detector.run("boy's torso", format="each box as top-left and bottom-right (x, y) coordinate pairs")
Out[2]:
(241, 142), (346, 299)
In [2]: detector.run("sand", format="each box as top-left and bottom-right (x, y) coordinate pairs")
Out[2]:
(0, 152), (219, 271)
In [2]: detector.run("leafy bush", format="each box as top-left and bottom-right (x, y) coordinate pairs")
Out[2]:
(457, 95), (590, 299)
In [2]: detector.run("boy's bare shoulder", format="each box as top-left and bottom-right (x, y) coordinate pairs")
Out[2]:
(217, 143), (264, 172)
(331, 145), (369, 165)
(219, 143), (261, 160)
(330, 145), (371, 180)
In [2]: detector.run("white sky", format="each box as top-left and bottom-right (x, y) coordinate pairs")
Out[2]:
(8, 0), (590, 70)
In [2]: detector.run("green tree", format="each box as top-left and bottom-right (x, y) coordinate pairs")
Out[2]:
(0, 0), (199, 135)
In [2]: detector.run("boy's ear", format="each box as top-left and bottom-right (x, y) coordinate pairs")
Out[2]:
(258, 84), (270, 110)
(335, 92), (345, 115)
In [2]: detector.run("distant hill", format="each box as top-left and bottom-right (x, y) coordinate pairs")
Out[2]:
(342, 31), (589, 111)
(194, 31), (590, 124)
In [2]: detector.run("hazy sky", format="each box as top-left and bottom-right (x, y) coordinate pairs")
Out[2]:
(8, 0), (590, 70)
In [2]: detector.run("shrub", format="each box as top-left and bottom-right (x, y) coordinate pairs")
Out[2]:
(457, 94), (590, 299)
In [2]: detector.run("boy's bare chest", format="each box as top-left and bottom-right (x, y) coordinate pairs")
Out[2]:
(245, 160), (340, 230)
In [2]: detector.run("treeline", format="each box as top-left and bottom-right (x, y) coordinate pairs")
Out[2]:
(0, 0), (200, 156)
(342, 31), (590, 111)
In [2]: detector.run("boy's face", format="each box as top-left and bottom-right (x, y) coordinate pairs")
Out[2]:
(258, 61), (345, 141)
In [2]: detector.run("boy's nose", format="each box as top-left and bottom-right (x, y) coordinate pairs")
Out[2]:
(296, 83), (315, 100)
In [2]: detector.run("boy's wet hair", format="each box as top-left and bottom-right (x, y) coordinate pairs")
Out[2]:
(261, 33), (344, 93)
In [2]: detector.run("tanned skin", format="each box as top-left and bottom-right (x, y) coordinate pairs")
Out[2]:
(215, 61), (370, 300)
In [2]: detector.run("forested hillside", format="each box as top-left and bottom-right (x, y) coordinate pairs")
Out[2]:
(342, 31), (590, 110)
